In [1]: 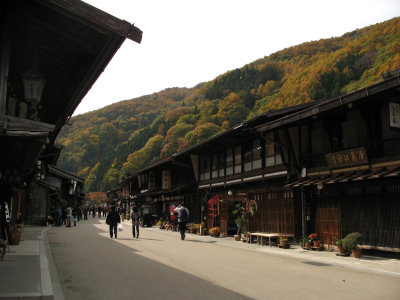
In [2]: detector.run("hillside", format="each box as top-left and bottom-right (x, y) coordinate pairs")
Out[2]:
(57, 17), (400, 193)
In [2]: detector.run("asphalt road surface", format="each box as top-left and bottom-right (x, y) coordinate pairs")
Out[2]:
(47, 217), (400, 300)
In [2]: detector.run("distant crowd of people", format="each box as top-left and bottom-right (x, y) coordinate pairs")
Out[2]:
(50, 202), (189, 241)
(50, 205), (110, 227)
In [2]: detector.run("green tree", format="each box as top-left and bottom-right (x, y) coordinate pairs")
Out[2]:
(185, 123), (222, 145)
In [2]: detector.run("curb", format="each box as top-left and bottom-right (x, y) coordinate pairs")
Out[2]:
(0, 227), (58, 300)
(41, 228), (64, 300)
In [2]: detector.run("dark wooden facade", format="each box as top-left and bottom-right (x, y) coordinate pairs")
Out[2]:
(1, 0), (141, 235)
(173, 104), (314, 237)
(257, 70), (400, 250)
(121, 70), (400, 252)
(126, 156), (201, 224)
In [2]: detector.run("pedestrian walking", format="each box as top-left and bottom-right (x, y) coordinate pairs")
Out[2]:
(77, 206), (82, 222)
(62, 207), (66, 225)
(66, 205), (72, 227)
(98, 206), (102, 218)
(72, 207), (78, 226)
(106, 206), (120, 239)
(83, 206), (88, 220)
(131, 206), (141, 238)
(174, 202), (189, 240)
(54, 207), (62, 226)
(92, 206), (96, 218)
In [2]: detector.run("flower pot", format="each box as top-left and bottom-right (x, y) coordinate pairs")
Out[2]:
(352, 249), (362, 258)
(234, 235), (241, 241)
(279, 241), (289, 249)
(305, 242), (311, 249)
(313, 240), (321, 248)
(337, 245), (346, 254)
(9, 229), (21, 245)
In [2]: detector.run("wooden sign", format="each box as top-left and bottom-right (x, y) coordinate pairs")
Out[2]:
(389, 102), (400, 129)
(325, 147), (368, 168)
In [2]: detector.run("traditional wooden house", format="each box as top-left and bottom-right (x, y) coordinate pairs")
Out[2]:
(126, 155), (200, 224)
(46, 166), (84, 204)
(173, 103), (315, 237)
(256, 69), (400, 251)
(1, 0), (142, 236)
(107, 187), (123, 205)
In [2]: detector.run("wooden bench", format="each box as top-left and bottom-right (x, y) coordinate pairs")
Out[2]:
(248, 232), (294, 247)
(359, 245), (400, 253)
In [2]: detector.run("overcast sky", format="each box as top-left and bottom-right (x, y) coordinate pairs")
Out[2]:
(74, 0), (400, 115)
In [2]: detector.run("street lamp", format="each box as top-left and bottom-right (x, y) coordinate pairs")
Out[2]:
(22, 62), (46, 121)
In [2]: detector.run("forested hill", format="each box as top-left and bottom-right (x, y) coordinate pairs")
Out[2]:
(57, 17), (400, 193)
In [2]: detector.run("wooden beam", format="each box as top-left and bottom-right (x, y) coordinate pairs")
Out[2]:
(0, 115), (54, 133)
(36, 0), (142, 43)
(0, 7), (10, 115)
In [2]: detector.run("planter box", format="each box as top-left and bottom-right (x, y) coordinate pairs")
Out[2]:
(9, 229), (21, 245)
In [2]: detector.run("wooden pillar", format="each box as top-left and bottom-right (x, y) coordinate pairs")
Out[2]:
(0, 7), (10, 115)
(301, 185), (306, 238)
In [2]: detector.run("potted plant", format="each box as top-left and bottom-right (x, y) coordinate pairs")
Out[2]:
(279, 235), (289, 248)
(342, 232), (364, 258)
(309, 233), (320, 247)
(210, 227), (221, 237)
(232, 203), (249, 236)
(198, 222), (206, 235)
(335, 237), (346, 254)
(242, 231), (250, 243)
(201, 227), (208, 235)
(299, 236), (311, 249)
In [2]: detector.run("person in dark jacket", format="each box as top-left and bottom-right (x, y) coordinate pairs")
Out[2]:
(106, 206), (120, 239)
(174, 202), (189, 240)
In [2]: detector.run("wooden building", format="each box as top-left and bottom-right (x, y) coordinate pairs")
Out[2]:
(121, 69), (400, 253)
(174, 103), (314, 237)
(1, 0), (142, 238)
(256, 69), (400, 251)
(125, 155), (200, 224)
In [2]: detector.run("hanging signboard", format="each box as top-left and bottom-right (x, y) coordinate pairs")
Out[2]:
(389, 102), (400, 129)
(325, 147), (368, 169)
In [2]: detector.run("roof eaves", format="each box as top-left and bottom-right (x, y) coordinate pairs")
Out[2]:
(48, 165), (84, 182)
(256, 74), (400, 132)
(37, 0), (142, 43)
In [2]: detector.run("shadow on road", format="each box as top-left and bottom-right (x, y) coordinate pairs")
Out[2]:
(184, 239), (217, 244)
(48, 219), (252, 300)
(116, 238), (163, 241)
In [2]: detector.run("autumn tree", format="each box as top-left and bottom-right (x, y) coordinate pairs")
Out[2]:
(185, 123), (222, 145)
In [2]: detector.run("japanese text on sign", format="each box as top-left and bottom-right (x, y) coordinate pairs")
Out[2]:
(389, 102), (400, 129)
(325, 147), (368, 168)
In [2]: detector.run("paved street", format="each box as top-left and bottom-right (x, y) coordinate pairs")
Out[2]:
(47, 218), (400, 300)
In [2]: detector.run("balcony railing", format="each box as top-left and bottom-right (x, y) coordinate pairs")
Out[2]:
(303, 137), (400, 170)
(371, 137), (400, 158)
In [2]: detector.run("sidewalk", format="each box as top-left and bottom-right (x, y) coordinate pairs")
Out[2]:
(1, 224), (399, 300)
(0, 226), (63, 300)
(142, 225), (400, 278)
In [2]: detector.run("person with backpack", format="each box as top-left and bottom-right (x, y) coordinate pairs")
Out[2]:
(131, 205), (141, 239)
(174, 202), (189, 240)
